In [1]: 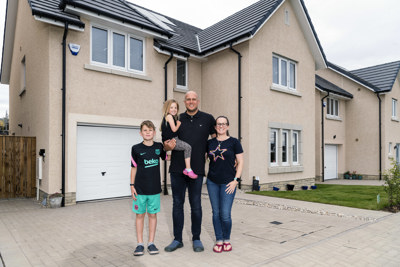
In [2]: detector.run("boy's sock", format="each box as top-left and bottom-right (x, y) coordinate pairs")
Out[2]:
(148, 242), (154, 246)
(137, 242), (144, 247)
(185, 168), (192, 172)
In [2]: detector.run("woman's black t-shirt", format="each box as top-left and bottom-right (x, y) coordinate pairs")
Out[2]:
(207, 137), (243, 184)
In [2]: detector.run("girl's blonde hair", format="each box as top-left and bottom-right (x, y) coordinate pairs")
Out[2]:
(160, 99), (179, 131)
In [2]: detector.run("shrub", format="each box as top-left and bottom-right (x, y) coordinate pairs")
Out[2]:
(383, 161), (400, 211)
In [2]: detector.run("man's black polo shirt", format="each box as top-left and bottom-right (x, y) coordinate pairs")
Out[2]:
(169, 110), (215, 176)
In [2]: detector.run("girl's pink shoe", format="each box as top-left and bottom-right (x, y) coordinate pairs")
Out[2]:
(183, 169), (198, 179)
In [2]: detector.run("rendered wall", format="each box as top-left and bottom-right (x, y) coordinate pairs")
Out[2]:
(8, 0), (52, 193)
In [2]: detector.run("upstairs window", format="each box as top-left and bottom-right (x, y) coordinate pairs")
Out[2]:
(272, 55), (297, 90)
(92, 27), (108, 64)
(91, 25), (144, 73)
(177, 59), (187, 88)
(327, 98), (339, 117)
(392, 98), (397, 119)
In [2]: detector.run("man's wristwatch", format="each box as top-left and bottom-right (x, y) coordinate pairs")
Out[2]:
(234, 177), (241, 183)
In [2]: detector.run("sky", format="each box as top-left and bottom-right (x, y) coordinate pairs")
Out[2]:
(0, 0), (400, 118)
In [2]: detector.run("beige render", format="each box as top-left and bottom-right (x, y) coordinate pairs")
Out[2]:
(6, 0), (397, 203)
(8, 0), (320, 200)
(202, 1), (317, 187)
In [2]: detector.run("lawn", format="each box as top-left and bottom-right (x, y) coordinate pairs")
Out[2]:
(247, 184), (388, 211)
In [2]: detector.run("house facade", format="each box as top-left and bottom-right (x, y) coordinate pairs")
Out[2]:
(315, 61), (400, 181)
(1, 0), (399, 205)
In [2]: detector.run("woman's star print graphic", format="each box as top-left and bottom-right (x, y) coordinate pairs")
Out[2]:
(209, 146), (227, 161)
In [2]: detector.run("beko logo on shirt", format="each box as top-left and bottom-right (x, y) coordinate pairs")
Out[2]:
(144, 159), (158, 168)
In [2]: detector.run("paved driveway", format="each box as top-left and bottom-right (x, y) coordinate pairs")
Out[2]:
(0, 188), (399, 267)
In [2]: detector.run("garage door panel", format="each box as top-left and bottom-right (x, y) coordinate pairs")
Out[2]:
(324, 145), (337, 180)
(77, 125), (141, 201)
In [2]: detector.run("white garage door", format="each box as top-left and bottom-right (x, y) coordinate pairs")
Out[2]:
(324, 145), (338, 180)
(77, 125), (142, 201)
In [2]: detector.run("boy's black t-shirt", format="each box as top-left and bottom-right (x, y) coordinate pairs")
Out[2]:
(169, 110), (215, 176)
(131, 142), (166, 195)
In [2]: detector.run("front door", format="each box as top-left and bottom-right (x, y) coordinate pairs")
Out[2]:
(324, 145), (338, 180)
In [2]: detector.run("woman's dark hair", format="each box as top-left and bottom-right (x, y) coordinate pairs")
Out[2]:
(215, 115), (230, 136)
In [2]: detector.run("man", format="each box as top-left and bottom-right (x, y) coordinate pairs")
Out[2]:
(164, 91), (215, 252)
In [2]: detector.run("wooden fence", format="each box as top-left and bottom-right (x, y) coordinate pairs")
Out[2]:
(0, 136), (36, 198)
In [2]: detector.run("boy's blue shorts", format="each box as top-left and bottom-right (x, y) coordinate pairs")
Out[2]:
(132, 194), (160, 214)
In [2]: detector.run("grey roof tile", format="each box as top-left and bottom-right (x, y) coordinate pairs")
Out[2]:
(198, 0), (282, 53)
(29, 0), (84, 28)
(27, 0), (326, 62)
(62, 0), (172, 37)
(350, 61), (400, 93)
(315, 75), (353, 98)
(327, 62), (380, 92)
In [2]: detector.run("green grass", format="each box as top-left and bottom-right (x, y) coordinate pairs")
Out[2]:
(247, 184), (388, 210)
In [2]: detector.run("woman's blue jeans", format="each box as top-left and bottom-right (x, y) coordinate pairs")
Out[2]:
(206, 179), (236, 242)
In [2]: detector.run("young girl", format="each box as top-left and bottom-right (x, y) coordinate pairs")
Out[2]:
(161, 99), (197, 179)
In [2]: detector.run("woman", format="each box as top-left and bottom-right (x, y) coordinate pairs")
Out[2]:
(206, 116), (243, 253)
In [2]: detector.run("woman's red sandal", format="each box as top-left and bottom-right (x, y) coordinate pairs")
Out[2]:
(223, 242), (232, 252)
(213, 244), (223, 253)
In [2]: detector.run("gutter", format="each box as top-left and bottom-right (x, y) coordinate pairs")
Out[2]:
(376, 93), (382, 180)
(163, 52), (173, 195)
(61, 22), (69, 207)
(229, 43), (242, 189)
(321, 92), (330, 182)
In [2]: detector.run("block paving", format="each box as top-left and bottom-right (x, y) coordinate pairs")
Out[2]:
(1, 183), (399, 266)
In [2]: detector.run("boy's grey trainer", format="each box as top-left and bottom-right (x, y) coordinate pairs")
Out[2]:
(147, 244), (159, 255)
(133, 245), (144, 256)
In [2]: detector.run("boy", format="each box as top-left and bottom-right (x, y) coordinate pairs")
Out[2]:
(130, 120), (167, 256)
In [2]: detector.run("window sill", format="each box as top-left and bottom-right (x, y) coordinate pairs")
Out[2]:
(391, 117), (399, 122)
(174, 87), (189, 93)
(326, 115), (342, 121)
(268, 165), (304, 174)
(270, 84), (301, 97)
(84, 64), (152, 82)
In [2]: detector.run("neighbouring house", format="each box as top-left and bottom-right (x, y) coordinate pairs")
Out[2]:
(1, 0), (398, 205)
(316, 61), (400, 181)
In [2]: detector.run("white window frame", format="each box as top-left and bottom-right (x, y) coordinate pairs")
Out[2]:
(326, 97), (339, 118)
(111, 31), (127, 69)
(270, 129), (278, 166)
(90, 24), (145, 74)
(269, 125), (302, 171)
(281, 130), (289, 165)
(392, 98), (397, 119)
(128, 36), (145, 72)
(292, 131), (299, 165)
(176, 59), (188, 89)
(272, 55), (297, 91)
